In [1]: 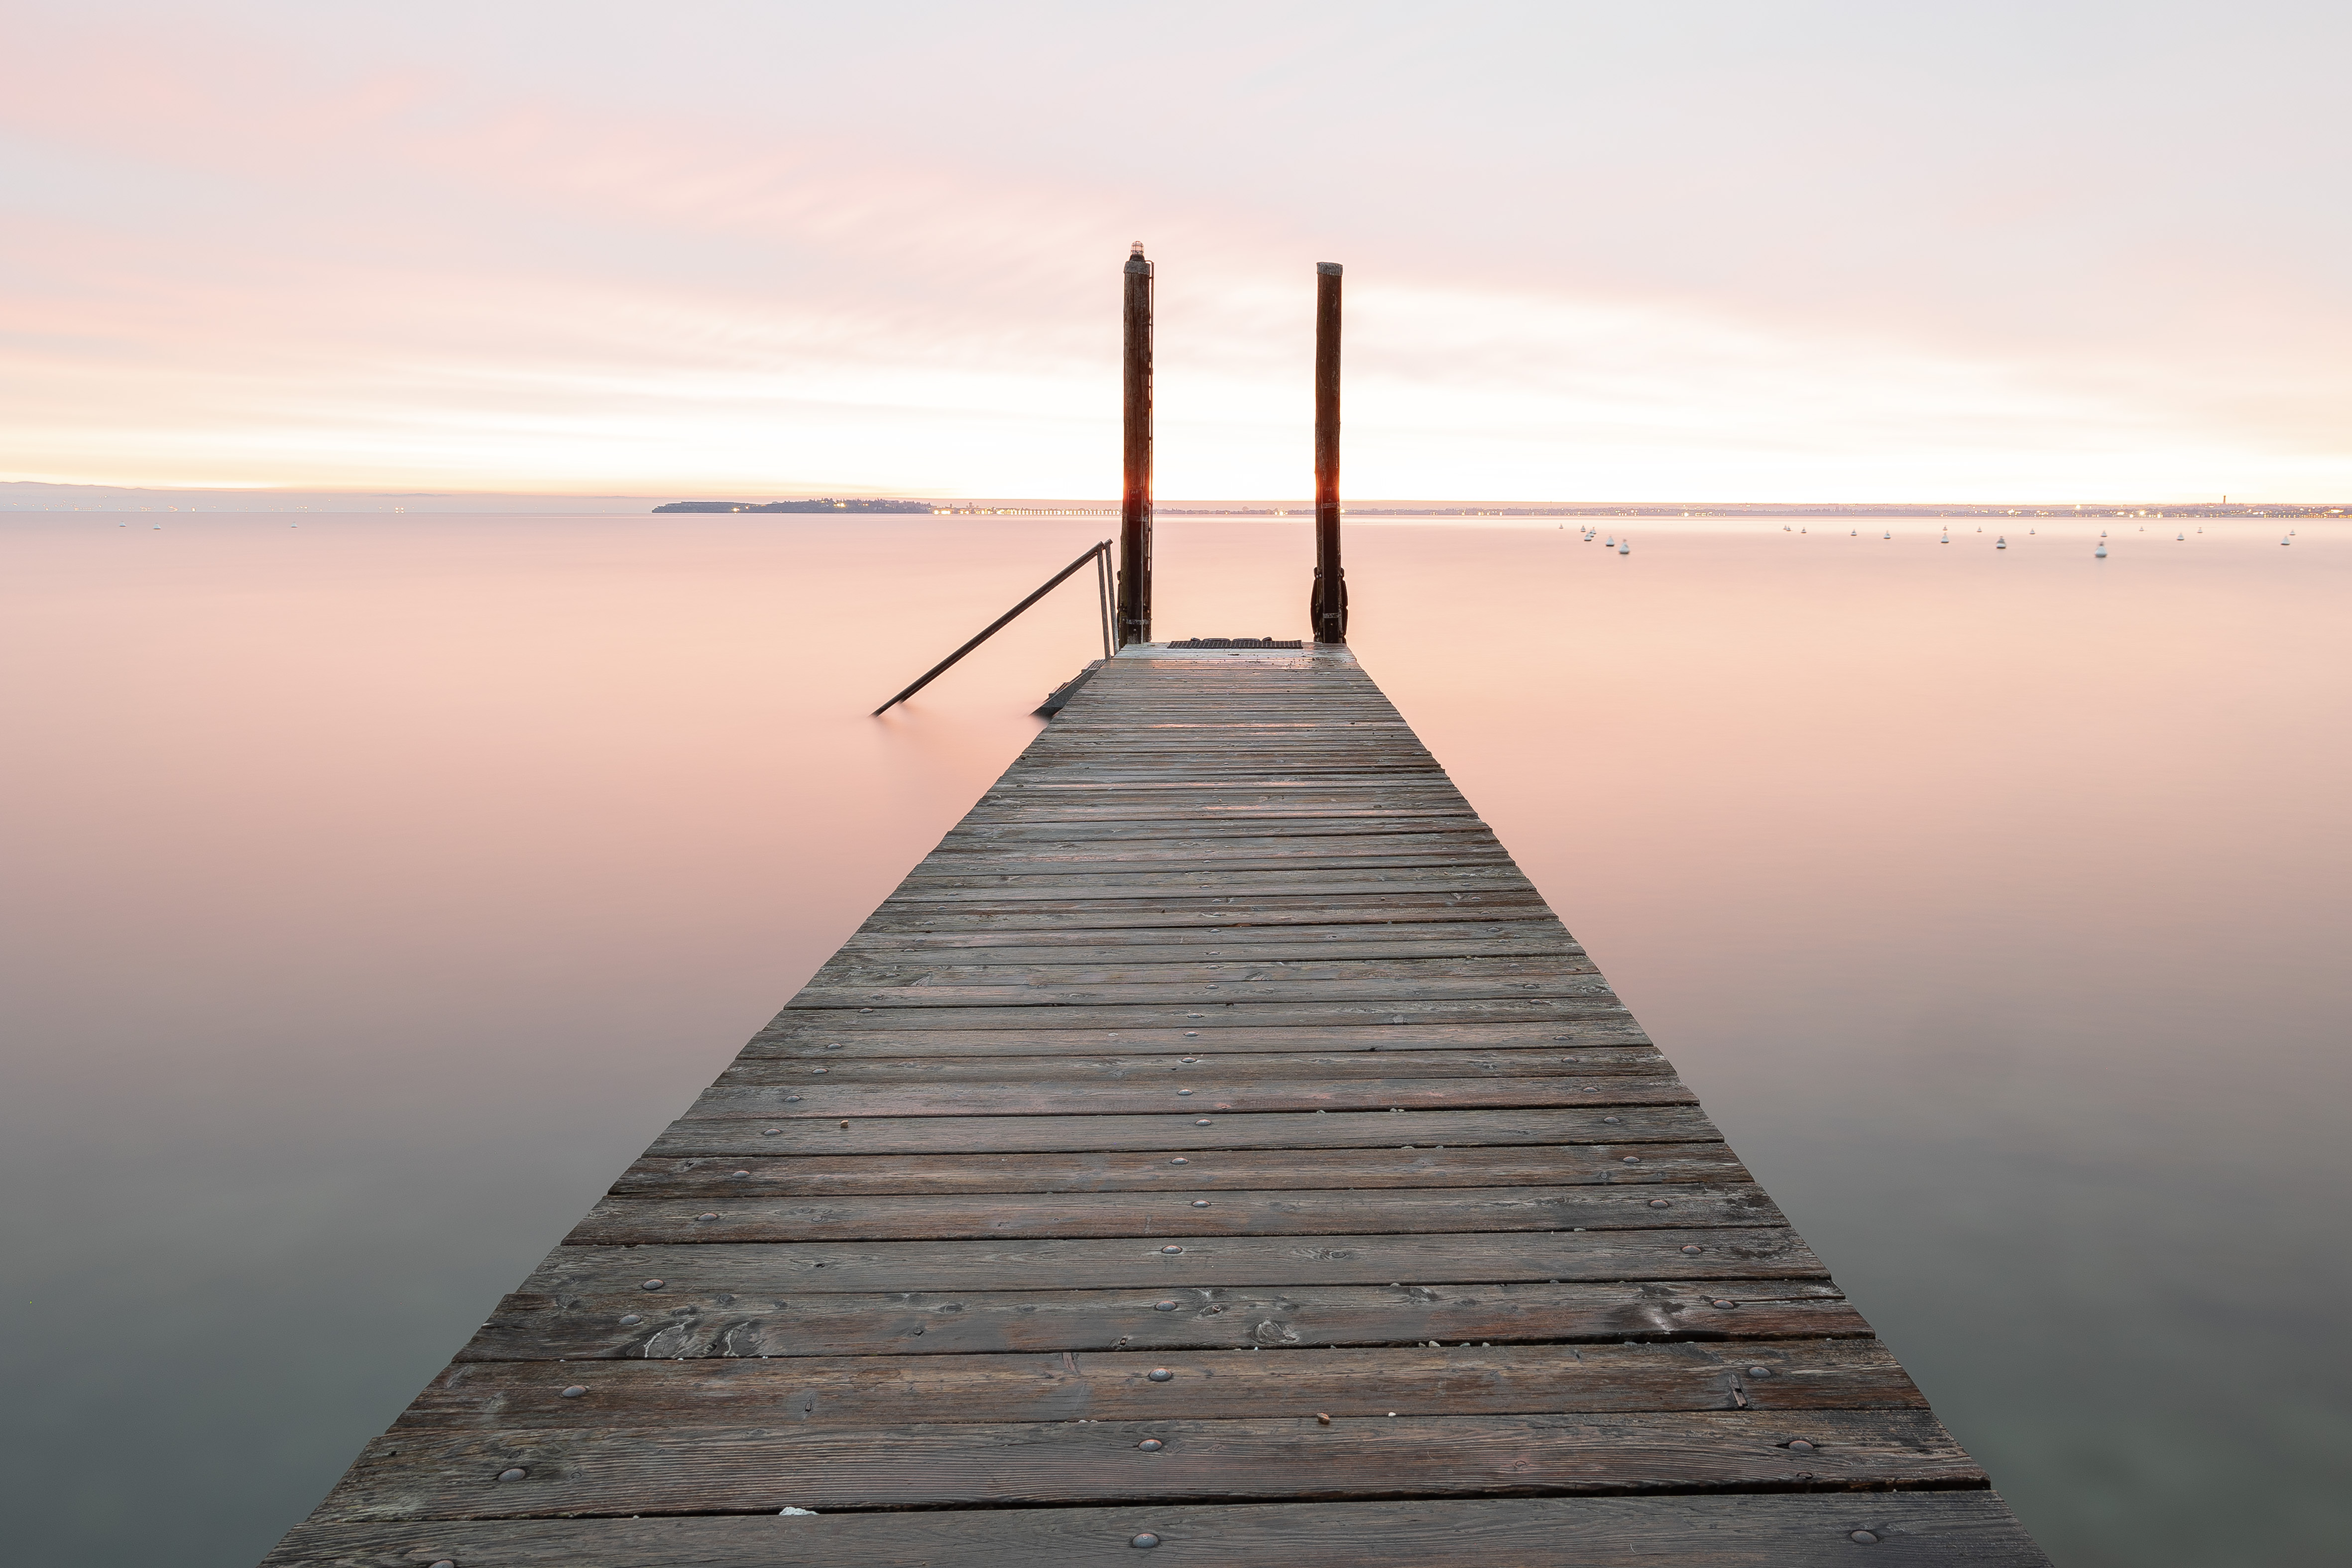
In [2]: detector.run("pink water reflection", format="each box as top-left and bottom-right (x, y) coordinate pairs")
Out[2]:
(1, 511), (2346, 1566)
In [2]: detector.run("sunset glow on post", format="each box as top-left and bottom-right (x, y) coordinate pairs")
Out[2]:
(6, 1), (2351, 503)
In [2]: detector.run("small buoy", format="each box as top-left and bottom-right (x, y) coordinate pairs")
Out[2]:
(1940, 530), (1950, 543)
(1604, 535), (1614, 548)
(2095, 543), (2108, 558)
(2176, 532), (2184, 541)
(1618, 539), (1630, 555)
(2282, 535), (2291, 546)
(1882, 530), (1891, 539)
(1996, 536), (2006, 549)
(1850, 528), (1857, 536)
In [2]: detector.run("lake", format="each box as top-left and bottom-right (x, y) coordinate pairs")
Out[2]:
(2, 510), (2345, 1566)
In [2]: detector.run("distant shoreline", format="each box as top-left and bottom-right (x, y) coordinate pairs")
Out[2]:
(656, 498), (2348, 521)
(3, 478), (2342, 519)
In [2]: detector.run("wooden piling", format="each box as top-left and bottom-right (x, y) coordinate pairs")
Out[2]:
(1312, 261), (1347, 644)
(1118, 245), (1154, 646)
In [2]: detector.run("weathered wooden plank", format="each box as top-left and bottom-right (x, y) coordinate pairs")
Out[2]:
(886, 869), (1538, 904)
(647, 1104), (1721, 1157)
(759, 999), (1635, 1033)
(716, 1047), (1668, 1085)
(518, 1228), (1823, 1296)
(785, 976), (1612, 1009)
(464, 1279), (1868, 1361)
(264, 1491), (2054, 1568)
(940, 815), (1495, 845)
(811, 956), (1599, 989)
(741, 1021), (1654, 1057)
(311, 1409), (1982, 1521)
(913, 838), (1519, 872)
(402, 1341), (1922, 1430)
(566, 1182), (1781, 1244)
(830, 931), (1586, 965)
(611, 1140), (1743, 1198)
(850, 893), (1556, 933)
(968, 782), (1472, 799)
(680, 1076), (1692, 1119)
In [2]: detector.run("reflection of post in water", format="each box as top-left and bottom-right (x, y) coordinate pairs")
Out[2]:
(1312, 260), (1348, 644)
(1117, 242), (1154, 647)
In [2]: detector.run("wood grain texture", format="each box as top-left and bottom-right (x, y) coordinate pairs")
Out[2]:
(313, 1409), (1984, 1521)
(516, 1228), (1823, 1295)
(647, 1104), (1725, 1157)
(715, 1046), (1669, 1084)
(405, 1341), (1924, 1429)
(679, 1075), (1691, 1120)
(263, 645), (2041, 1564)
(608, 1140), (1745, 1198)
(266, 1492), (2053, 1567)
(566, 1182), (1782, 1244)
(741, 1020), (1656, 1056)
(463, 1279), (1870, 1361)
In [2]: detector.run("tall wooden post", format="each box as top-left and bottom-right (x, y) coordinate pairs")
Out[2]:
(1311, 261), (1347, 643)
(1117, 244), (1154, 647)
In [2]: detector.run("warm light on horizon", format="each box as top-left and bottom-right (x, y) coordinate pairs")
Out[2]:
(6, 3), (2351, 503)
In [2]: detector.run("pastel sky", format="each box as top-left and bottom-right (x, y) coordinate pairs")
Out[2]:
(5, 0), (2349, 501)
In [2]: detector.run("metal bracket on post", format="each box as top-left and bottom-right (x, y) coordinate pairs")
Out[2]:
(1311, 261), (1347, 644)
(1117, 244), (1154, 647)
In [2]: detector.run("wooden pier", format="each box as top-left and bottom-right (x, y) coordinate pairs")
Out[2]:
(266, 642), (2047, 1567)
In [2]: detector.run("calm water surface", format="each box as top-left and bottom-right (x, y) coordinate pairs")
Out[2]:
(2, 512), (2346, 1566)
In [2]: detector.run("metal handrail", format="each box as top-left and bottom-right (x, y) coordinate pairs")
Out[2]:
(872, 539), (1114, 716)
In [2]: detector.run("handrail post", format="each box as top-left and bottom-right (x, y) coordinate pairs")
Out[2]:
(1096, 543), (1114, 660)
(1311, 261), (1347, 644)
(1117, 244), (1154, 647)
(872, 540), (1110, 715)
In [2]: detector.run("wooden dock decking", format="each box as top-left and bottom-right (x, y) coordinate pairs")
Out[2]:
(266, 643), (2048, 1567)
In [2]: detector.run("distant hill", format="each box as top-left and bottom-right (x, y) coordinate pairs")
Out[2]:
(653, 498), (934, 513)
